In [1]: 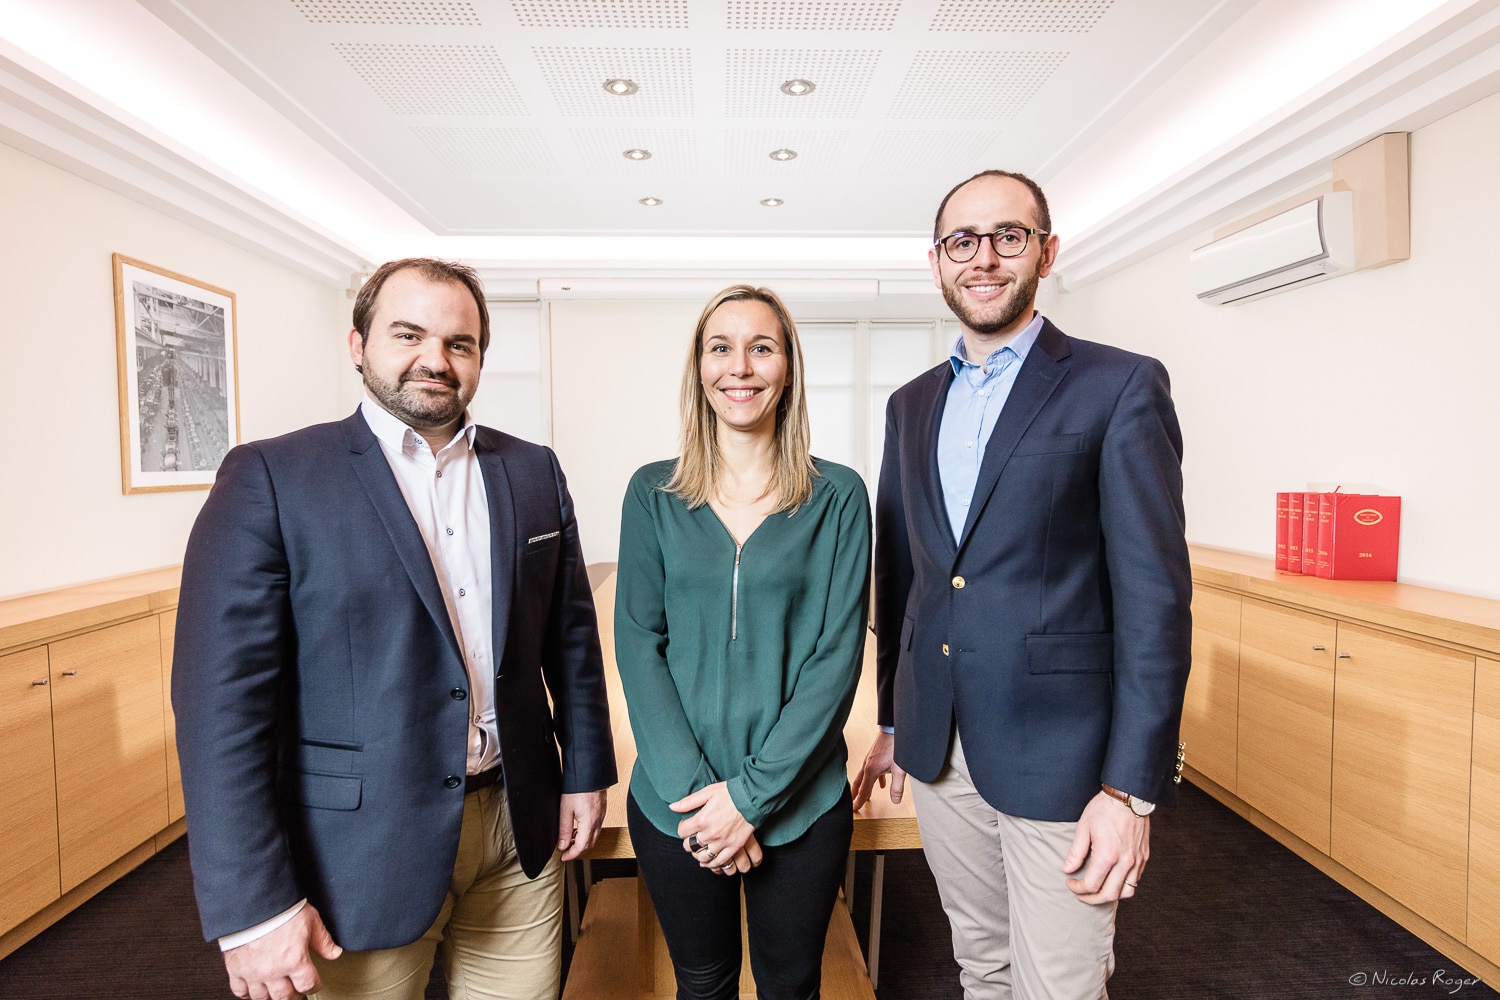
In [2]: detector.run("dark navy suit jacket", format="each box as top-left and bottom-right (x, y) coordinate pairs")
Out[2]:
(874, 319), (1192, 823)
(172, 409), (615, 950)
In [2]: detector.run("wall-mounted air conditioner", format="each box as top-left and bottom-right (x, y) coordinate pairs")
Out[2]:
(1190, 191), (1356, 305)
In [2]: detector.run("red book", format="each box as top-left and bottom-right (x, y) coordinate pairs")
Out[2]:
(1314, 493), (1335, 579)
(1286, 493), (1305, 573)
(1326, 494), (1401, 580)
(1276, 492), (1291, 571)
(1300, 492), (1321, 577)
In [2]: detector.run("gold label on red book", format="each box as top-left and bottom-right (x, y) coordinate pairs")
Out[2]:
(1353, 508), (1383, 525)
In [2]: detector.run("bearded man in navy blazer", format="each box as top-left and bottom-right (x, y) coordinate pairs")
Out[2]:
(853, 171), (1192, 1000)
(173, 258), (615, 1000)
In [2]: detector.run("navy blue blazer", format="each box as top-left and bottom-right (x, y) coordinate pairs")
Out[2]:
(172, 409), (615, 950)
(873, 319), (1192, 823)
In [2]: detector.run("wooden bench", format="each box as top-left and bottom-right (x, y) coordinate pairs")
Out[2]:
(563, 877), (876, 1000)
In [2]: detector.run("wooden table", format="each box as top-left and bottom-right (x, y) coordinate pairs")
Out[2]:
(565, 571), (920, 998)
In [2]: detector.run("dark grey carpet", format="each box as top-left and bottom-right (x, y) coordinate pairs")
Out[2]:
(0, 781), (1492, 999)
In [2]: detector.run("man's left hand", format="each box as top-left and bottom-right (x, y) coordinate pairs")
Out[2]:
(1061, 790), (1149, 904)
(558, 790), (607, 861)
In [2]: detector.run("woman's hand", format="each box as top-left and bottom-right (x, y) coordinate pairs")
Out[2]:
(672, 782), (760, 872)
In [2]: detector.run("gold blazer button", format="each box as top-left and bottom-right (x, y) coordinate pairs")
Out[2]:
(951, 576), (966, 589)
(942, 643), (950, 656)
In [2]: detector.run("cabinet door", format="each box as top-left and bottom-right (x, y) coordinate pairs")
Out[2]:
(0, 647), (60, 935)
(159, 610), (184, 823)
(1331, 623), (1473, 939)
(1180, 586), (1240, 791)
(49, 617), (169, 893)
(1237, 599), (1336, 853)
(1471, 657), (1500, 962)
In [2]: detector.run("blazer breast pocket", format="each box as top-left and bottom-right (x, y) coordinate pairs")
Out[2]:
(1012, 433), (1084, 458)
(524, 530), (560, 555)
(1025, 632), (1113, 674)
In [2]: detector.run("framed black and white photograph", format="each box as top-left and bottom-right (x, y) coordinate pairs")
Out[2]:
(113, 254), (240, 494)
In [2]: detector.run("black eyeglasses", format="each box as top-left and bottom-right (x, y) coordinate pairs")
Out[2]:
(934, 227), (1049, 263)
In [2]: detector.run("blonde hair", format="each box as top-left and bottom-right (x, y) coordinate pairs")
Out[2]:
(665, 285), (817, 512)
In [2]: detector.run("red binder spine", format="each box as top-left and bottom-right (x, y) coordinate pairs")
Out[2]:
(1276, 492), (1291, 571)
(1286, 493), (1305, 573)
(1315, 493), (1335, 579)
(1300, 492), (1321, 577)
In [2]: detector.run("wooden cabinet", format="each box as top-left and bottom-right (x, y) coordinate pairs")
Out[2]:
(160, 609), (183, 823)
(1236, 599), (1336, 852)
(0, 647), (60, 936)
(1181, 586), (1240, 791)
(48, 616), (170, 894)
(1468, 657), (1500, 962)
(1330, 623), (1474, 938)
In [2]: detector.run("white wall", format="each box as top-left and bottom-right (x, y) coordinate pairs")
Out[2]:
(1047, 90), (1500, 598)
(0, 142), (348, 599)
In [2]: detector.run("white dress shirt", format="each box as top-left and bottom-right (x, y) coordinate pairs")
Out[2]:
(220, 398), (499, 951)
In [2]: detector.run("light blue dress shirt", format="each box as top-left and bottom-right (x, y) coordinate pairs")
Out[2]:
(936, 312), (1045, 542)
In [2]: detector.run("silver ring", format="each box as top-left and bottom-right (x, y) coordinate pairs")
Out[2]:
(721, 863), (735, 873)
(704, 849), (716, 861)
(688, 834), (703, 852)
(1125, 879), (1139, 888)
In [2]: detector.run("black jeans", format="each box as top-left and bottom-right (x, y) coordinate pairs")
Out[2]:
(627, 786), (854, 1000)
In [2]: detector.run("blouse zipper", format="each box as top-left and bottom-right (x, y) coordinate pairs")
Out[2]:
(731, 543), (742, 641)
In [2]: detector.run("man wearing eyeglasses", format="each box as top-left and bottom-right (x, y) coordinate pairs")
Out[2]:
(853, 170), (1192, 999)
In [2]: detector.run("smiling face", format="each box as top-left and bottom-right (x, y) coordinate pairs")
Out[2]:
(348, 267), (482, 445)
(930, 174), (1059, 344)
(698, 298), (790, 442)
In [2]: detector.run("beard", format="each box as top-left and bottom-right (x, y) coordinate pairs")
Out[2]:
(363, 364), (472, 430)
(941, 266), (1040, 337)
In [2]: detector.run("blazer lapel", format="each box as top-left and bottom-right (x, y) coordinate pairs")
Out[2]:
(918, 364), (959, 553)
(956, 321), (1071, 549)
(474, 430), (517, 675)
(342, 411), (464, 662)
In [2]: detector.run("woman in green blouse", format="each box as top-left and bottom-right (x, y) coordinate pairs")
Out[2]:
(615, 284), (871, 1000)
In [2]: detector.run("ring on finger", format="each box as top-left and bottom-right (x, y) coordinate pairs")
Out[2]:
(704, 849), (716, 861)
(721, 863), (735, 874)
(1125, 879), (1139, 888)
(688, 834), (703, 852)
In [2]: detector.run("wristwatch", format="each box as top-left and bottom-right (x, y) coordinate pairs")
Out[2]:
(1101, 783), (1156, 817)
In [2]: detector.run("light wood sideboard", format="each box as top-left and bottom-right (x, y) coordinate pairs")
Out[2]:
(1181, 546), (1500, 982)
(0, 567), (184, 960)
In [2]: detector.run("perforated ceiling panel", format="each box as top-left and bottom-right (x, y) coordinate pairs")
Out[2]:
(569, 130), (698, 174)
(291, 0), (481, 24)
(724, 130), (851, 174)
(726, 1), (901, 31)
(411, 127), (558, 175)
(888, 50), (1065, 118)
(534, 47), (694, 117)
(864, 130), (1002, 176)
(510, 0), (689, 29)
(930, 0), (1113, 33)
(726, 49), (879, 118)
(333, 43), (527, 114)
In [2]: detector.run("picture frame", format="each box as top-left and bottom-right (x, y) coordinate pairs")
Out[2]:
(112, 254), (241, 494)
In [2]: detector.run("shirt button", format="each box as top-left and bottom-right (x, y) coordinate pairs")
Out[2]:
(446, 527), (454, 536)
(952, 576), (966, 589)
(965, 441), (973, 448)
(942, 643), (950, 656)
(444, 775), (462, 789)
(451, 688), (467, 701)
(436, 471), (443, 478)
(961, 498), (970, 506)
(458, 588), (466, 597)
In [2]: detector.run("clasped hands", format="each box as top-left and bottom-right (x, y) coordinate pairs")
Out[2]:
(672, 781), (763, 876)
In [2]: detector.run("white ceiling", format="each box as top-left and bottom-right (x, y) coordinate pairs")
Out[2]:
(2, 0), (1499, 289)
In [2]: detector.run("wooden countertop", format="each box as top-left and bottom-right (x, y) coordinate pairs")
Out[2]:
(1190, 544), (1500, 657)
(0, 566), (181, 654)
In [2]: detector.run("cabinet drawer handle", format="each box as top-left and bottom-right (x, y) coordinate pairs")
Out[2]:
(1312, 645), (1326, 651)
(60, 669), (78, 677)
(32, 678), (48, 686)
(1337, 653), (1351, 659)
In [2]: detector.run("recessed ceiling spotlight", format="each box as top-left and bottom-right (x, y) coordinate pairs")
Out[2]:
(603, 78), (638, 96)
(780, 79), (815, 97)
(768, 148), (798, 162)
(639, 196), (663, 206)
(623, 148), (652, 161)
(760, 197), (785, 207)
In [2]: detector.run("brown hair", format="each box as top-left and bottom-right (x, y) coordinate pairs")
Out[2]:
(664, 285), (817, 512)
(352, 258), (490, 358)
(932, 169), (1052, 242)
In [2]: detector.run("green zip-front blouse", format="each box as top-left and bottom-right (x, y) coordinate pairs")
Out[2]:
(615, 458), (871, 845)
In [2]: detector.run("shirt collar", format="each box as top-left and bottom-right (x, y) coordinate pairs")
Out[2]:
(360, 394), (477, 456)
(948, 311), (1045, 375)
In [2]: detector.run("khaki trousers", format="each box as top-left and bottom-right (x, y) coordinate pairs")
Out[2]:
(309, 783), (564, 1000)
(912, 733), (1117, 1000)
